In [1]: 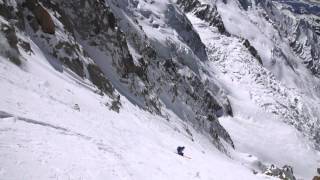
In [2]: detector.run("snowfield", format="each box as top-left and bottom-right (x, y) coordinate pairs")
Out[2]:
(0, 54), (268, 180)
(1, 0), (320, 179)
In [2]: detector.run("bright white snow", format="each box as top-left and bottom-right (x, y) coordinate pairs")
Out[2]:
(1, 0), (320, 179)
(0, 42), (269, 179)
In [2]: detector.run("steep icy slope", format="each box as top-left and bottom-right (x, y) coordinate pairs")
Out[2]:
(1, 0), (320, 179)
(0, 54), (264, 180)
(0, 0), (235, 152)
(0, 0), (239, 179)
(187, 13), (320, 179)
(214, 0), (320, 150)
(177, 0), (320, 178)
(104, 0), (235, 151)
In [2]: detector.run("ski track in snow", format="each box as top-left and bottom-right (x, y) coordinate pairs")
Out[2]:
(0, 58), (270, 180)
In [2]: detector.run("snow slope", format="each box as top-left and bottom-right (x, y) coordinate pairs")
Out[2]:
(185, 3), (320, 179)
(1, 0), (320, 179)
(0, 46), (267, 180)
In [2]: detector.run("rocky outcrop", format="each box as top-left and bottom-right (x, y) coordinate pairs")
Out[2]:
(107, 0), (234, 150)
(87, 64), (114, 97)
(243, 39), (262, 65)
(288, 19), (320, 76)
(0, 2), (20, 65)
(313, 176), (320, 180)
(53, 42), (85, 78)
(238, 0), (251, 11)
(312, 18), (320, 36)
(0, 0), (122, 111)
(264, 164), (296, 180)
(25, 0), (55, 34)
(159, 58), (234, 148)
(1, 0), (234, 151)
(313, 168), (320, 180)
(177, 0), (229, 35)
(165, 3), (208, 61)
(0, 23), (20, 65)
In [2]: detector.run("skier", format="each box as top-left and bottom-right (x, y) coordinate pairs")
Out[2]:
(177, 146), (185, 156)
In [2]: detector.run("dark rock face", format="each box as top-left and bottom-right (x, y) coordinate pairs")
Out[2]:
(87, 63), (121, 111)
(0, 23), (21, 66)
(165, 4), (208, 61)
(0, 0), (122, 111)
(177, 0), (229, 35)
(156, 58), (234, 150)
(0, 2), (18, 61)
(107, 12), (116, 30)
(243, 39), (263, 65)
(0, 3), (15, 20)
(87, 64), (114, 97)
(48, 0), (138, 77)
(238, 0), (252, 11)
(25, 0), (55, 34)
(53, 42), (85, 78)
(37, 0), (122, 110)
(62, 58), (84, 78)
(313, 22), (320, 36)
(289, 19), (320, 77)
